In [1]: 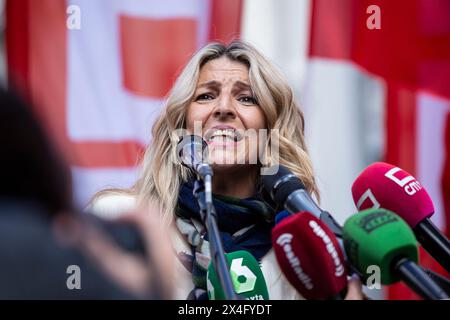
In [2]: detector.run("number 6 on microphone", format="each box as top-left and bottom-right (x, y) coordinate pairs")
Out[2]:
(206, 250), (269, 300)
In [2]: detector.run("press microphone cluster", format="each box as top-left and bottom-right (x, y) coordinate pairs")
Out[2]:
(264, 163), (449, 300)
(176, 137), (450, 300)
(352, 162), (450, 273)
(272, 208), (448, 300)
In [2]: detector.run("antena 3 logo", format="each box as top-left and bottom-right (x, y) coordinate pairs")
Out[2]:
(276, 233), (314, 290)
(356, 211), (398, 233)
(385, 167), (423, 196)
(308, 221), (345, 277)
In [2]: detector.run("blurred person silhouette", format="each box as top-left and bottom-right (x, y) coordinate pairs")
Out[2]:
(0, 87), (174, 299)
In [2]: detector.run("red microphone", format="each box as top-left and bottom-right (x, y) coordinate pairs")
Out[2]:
(272, 211), (348, 300)
(352, 162), (450, 273)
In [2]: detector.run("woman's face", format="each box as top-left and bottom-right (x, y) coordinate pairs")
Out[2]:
(186, 56), (266, 170)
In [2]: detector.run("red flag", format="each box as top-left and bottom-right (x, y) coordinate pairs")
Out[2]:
(309, 0), (450, 299)
(6, 0), (243, 205)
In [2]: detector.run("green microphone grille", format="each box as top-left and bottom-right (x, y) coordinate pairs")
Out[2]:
(343, 208), (418, 284)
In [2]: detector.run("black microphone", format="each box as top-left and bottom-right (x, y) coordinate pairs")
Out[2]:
(419, 267), (450, 295)
(176, 134), (212, 180)
(261, 164), (343, 237)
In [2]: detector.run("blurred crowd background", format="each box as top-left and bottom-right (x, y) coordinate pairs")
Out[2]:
(0, 0), (449, 299)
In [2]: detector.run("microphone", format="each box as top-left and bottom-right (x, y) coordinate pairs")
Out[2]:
(352, 162), (450, 273)
(206, 250), (269, 300)
(420, 268), (450, 295)
(343, 208), (449, 300)
(272, 211), (348, 300)
(176, 134), (212, 180)
(261, 164), (343, 237)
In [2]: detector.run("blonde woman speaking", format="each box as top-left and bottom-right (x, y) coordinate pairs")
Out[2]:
(89, 41), (363, 300)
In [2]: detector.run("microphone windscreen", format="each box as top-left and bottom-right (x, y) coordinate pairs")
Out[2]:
(176, 134), (208, 168)
(343, 208), (418, 284)
(272, 212), (347, 299)
(261, 165), (306, 205)
(206, 250), (269, 300)
(352, 162), (434, 228)
(261, 165), (292, 191)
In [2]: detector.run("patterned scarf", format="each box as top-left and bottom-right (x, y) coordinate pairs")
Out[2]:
(175, 180), (276, 300)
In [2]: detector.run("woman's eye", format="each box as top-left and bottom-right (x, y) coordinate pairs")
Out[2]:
(238, 96), (257, 105)
(195, 93), (214, 101)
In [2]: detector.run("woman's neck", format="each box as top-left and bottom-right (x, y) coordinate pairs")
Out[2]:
(211, 166), (258, 199)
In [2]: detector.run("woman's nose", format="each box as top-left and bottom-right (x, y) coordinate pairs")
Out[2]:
(213, 94), (236, 119)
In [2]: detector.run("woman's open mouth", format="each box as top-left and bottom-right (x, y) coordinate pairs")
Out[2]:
(204, 127), (244, 146)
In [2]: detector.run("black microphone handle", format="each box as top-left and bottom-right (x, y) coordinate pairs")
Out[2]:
(284, 189), (322, 217)
(285, 190), (343, 237)
(413, 218), (450, 273)
(420, 267), (450, 295)
(394, 258), (449, 300)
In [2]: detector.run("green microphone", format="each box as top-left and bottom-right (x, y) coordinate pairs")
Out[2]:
(343, 209), (448, 299)
(207, 250), (269, 300)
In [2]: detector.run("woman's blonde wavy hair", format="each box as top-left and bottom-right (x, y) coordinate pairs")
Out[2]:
(96, 41), (319, 224)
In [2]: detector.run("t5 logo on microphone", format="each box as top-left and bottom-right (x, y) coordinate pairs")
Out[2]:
(384, 167), (423, 196)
